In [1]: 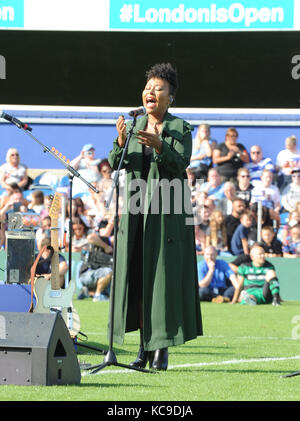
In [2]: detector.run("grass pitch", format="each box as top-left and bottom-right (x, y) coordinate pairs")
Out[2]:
(1, 299), (300, 402)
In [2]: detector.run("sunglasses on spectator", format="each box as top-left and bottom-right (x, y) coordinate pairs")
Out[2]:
(251, 151), (261, 154)
(240, 174), (250, 178)
(292, 174), (300, 177)
(10, 153), (19, 156)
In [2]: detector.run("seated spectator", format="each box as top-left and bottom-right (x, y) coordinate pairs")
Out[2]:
(235, 168), (254, 206)
(281, 210), (300, 245)
(189, 124), (213, 180)
(259, 226), (283, 257)
(276, 135), (300, 191)
(40, 194), (52, 219)
(70, 144), (101, 195)
(203, 197), (216, 214)
(35, 234), (68, 288)
(28, 190), (45, 215)
(81, 181), (103, 225)
(0, 148), (31, 192)
(0, 182), (28, 211)
(283, 224), (300, 258)
(281, 169), (300, 213)
(77, 232), (113, 302)
(197, 246), (238, 302)
(0, 187), (28, 222)
(251, 169), (281, 214)
(65, 197), (90, 237)
(96, 211), (115, 245)
(194, 205), (210, 253)
(97, 160), (114, 202)
(186, 168), (198, 207)
(246, 145), (275, 186)
(194, 190), (208, 214)
(199, 168), (225, 203)
(225, 198), (246, 252)
(231, 243), (281, 306)
(66, 217), (90, 253)
(216, 181), (236, 215)
(35, 215), (52, 246)
(231, 210), (253, 256)
(212, 127), (249, 181)
(206, 209), (230, 255)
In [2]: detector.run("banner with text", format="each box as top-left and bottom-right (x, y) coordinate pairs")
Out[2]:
(0, 0), (299, 31)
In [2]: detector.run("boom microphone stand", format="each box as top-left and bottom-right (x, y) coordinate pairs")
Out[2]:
(84, 112), (154, 375)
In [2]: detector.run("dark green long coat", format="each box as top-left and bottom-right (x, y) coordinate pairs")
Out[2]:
(108, 112), (202, 351)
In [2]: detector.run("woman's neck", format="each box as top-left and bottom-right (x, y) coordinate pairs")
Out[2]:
(148, 112), (166, 127)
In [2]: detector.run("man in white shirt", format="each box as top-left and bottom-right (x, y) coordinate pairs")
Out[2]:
(251, 169), (281, 213)
(246, 145), (275, 186)
(281, 169), (300, 213)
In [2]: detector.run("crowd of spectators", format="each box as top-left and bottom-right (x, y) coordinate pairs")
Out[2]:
(190, 126), (300, 261)
(0, 126), (300, 303)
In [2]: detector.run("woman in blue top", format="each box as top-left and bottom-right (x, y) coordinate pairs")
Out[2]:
(189, 124), (215, 180)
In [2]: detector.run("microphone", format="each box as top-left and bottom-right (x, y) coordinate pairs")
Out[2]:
(1, 111), (32, 131)
(128, 106), (146, 117)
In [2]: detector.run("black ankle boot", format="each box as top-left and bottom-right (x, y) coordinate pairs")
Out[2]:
(150, 348), (168, 371)
(129, 346), (153, 368)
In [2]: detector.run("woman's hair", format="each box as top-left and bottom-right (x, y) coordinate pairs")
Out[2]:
(31, 190), (44, 205)
(99, 160), (112, 173)
(145, 62), (178, 97)
(195, 124), (211, 143)
(285, 135), (297, 146)
(72, 216), (89, 234)
(226, 127), (238, 138)
(6, 148), (19, 163)
(209, 210), (227, 248)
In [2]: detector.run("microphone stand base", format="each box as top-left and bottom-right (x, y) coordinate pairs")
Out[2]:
(83, 349), (156, 375)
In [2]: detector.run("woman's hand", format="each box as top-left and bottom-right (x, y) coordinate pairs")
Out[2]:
(137, 130), (162, 154)
(116, 115), (127, 147)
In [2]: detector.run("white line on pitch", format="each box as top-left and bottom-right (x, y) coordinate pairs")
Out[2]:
(81, 355), (300, 376)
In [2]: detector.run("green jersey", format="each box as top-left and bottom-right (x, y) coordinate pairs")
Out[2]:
(237, 261), (275, 290)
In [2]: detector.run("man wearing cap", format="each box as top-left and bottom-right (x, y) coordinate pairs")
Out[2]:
(70, 144), (101, 195)
(281, 168), (300, 213)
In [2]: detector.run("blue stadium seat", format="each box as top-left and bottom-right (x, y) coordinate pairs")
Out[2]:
(58, 175), (70, 187)
(30, 171), (59, 190)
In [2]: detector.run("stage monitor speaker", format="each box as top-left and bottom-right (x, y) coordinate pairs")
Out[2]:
(0, 312), (81, 386)
(6, 230), (35, 284)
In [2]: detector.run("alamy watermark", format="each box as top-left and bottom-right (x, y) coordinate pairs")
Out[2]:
(291, 315), (300, 339)
(111, 177), (204, 226)
(291, 55), (300, 80)
(0, 55), (6, 79)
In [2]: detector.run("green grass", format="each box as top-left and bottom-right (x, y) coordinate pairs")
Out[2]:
(1, 299), (300, 401)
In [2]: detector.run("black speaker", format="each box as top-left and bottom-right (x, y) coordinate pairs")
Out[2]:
(0, 312), (81, 386)
(6, 230), (35, 284)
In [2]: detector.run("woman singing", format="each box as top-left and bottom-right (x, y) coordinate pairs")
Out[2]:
(108, 63), (202, 371)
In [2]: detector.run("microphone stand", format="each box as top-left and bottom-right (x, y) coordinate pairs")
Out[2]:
(84, 114), (154, 375)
